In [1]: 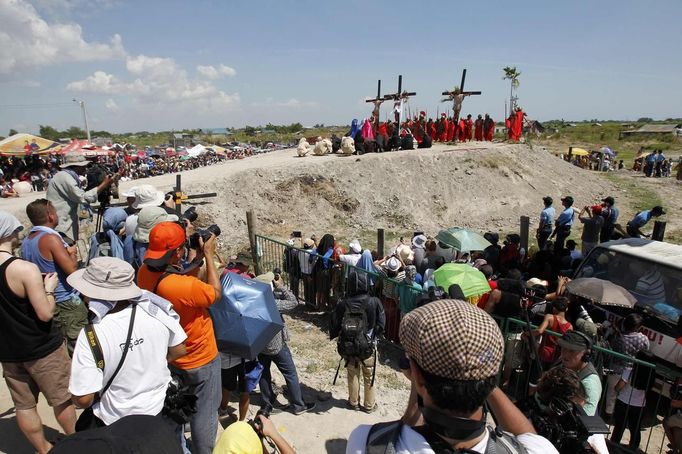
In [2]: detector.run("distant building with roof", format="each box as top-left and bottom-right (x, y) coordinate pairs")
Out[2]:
(620, 123), (682, 138)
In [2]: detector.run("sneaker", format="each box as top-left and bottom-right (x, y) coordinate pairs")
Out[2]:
(292, 402), (316, 415)
(362, 403), (378, 414)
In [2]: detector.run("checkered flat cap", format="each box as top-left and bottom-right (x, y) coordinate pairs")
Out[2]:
(400, 299), (504, 381)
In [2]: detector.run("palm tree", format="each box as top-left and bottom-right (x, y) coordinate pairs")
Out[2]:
(502, 66), (521, 114)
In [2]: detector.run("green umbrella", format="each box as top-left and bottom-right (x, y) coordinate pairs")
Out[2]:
(433, 263), (491, 298)
(435, 227), (491, 252)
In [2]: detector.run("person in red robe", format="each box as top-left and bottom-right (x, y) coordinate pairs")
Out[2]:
(474, 115), (484, 141)
(446, 117), (455, 142)
(512, 107), (525, 141)
(465, 114), (474, 141)
(427, 119), (435, 140)
(483, 114), (494, 141)
(506, 115), (514, 140)
(458, 119), (467, 142)
(439, 114), (448, 142)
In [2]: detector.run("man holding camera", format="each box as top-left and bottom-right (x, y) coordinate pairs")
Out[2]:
(558, 331), (602, 417)
(47, 153), (114, 241)
(346, 299), (557, 454)
(137, 222), (222, 454)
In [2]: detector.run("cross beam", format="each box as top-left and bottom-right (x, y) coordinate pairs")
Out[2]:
(365, 80), (383, 126)
(441, 69), (481, 124)
(382, 75), (416, 124)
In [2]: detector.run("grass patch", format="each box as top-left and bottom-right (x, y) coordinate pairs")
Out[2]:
(601, 173), (663, 211)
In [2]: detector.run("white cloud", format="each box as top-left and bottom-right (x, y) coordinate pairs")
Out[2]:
(197, 64), (237, 79)
(67, 54), (240, 111)
(0, 0), (125, 74)
(105, 98), (119, 111)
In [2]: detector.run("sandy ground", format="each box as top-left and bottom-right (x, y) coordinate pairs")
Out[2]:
(1, 141), (679, 453)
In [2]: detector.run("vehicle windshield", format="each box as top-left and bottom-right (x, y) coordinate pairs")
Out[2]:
(575, 246), (682, 323)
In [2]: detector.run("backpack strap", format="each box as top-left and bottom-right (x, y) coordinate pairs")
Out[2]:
(153, 271), (172, 294)
(486, 427), (528, 454)
(366, 420), (403, 454)
(85, 324), (105, 371)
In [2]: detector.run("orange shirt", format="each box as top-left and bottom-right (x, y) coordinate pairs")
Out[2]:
(138, 265), (218, 370)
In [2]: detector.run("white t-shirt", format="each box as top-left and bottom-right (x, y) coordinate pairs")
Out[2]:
(617, 367), (646, 407)
(124, 213), (138, 238)
(346, 424), (558, 454)
(69, 305), (185, 425)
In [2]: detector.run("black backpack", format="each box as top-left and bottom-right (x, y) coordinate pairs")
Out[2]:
(365, 421), (527, 454)
(337, 308), (373, 361)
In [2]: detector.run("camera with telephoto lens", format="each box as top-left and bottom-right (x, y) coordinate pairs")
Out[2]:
(188, 224), (221, 249)
(182, 206), (199, 223)
(522, 397), (607, 454)
(86, 163), (119, 206)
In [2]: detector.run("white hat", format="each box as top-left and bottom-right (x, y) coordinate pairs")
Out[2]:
(349, 239), (362, 254)
(0, 210), (23, 240)
(133, 184), (165, 209)
(60, 153), (91, 168)
(384, 256), (401, 272)
(412, 234), (427, 249)
(122, 186), (139, 198)
(525, 277), (548, 288)
(133, 207), (178, 243)
(67, 257), (142, 301)
(396, 244), (414, 263)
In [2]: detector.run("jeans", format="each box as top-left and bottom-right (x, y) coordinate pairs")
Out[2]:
(537, 227), (552, 250)
(258, 343), (305, 411)
(610, 399), (644, 449)
(347, 357), (376, 408)
(171, 354), (221, 454)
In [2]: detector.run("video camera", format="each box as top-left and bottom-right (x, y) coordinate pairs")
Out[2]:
(523, 397), (608, 454)
(86, 163), (119, 207)
(180, 207), (222, 249)
(247, 408), (270, 439)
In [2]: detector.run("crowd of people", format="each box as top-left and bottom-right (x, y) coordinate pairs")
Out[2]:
(0, 146), (675, 454)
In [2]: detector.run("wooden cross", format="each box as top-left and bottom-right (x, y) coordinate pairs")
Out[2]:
(365, 80), (384, 127)
(441, 69), (482, 125)
(382, 75), (416, 125)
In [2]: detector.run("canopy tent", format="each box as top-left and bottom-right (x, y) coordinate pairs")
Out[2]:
(0, 133), (62, 157)
(206, 145), (227, 156)
(566, 147), (590, 156)
(59, 139), (100, 155)
(187, 144), (207, 157)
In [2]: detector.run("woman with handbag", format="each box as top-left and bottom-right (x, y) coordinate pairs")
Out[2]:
(67, 257), (187, 431)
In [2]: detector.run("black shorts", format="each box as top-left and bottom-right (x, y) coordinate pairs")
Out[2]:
(221, 361), (258, 393)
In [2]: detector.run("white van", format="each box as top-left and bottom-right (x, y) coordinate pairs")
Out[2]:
(573, 238), (682, 367)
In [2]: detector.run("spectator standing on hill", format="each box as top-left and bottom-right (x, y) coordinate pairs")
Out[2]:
(536, 196), (555, 251)
(22, 199), (87, 355)
(578, 205), (604, 256)
(600, 196), (619, 242)
(0, 211), (76, 454)
(626, 205), (665, 238)
(550, 196), (575, 253)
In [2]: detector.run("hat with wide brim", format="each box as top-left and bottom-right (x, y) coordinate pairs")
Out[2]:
(67, 257), (142, 301)
(133, 184), (166, 209)
(60, 153), (91, 168)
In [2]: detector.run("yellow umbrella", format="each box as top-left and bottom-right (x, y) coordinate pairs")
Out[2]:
(0, 133), (61, 156)
(567, 147), (590, 156)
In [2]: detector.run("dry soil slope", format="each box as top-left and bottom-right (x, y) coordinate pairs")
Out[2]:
(188, 143), (616, 250)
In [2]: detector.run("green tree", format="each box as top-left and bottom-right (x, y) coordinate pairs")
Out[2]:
(502, 66), (521, 113)
(39, 125), (61, 141)
(64, 126), (86, 139)
(243, 125), (257, 136)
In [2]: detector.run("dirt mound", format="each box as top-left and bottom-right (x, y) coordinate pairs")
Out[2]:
(184, 142), (617, 253)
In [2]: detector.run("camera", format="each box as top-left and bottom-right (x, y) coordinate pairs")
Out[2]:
(86, 163), (118, 206)
(188, 224), (221, 249)
(248, 408), (270, 438)
(183, 206), (198, 223)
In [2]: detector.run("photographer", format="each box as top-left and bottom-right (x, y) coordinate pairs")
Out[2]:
(137, 222), (222, 454)
(347, 300), (558, 454)
(518, 366), (608, 454)
(213, 415), (295, 454)
(46, 153), (114, 241)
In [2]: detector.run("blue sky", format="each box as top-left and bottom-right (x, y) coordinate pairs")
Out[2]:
(1, 0), (680, 134)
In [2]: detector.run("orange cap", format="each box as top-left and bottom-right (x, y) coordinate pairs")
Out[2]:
(145, 222), (186, 261)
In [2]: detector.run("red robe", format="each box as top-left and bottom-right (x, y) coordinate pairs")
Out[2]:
(465, 119), (474, 141)
(474, 119), (484, 141)
(506, 116), (514, 140)
(429, 123), (437, 140)
(439, 120), (449, 142)
(485, 118), (494, 141)
(458, 119), (467, 142)
(512, 110), (525, 140)
(446, 119), (455, 142)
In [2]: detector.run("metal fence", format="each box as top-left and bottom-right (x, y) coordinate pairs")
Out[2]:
(255, 234), (678, 453)
(255, 234), (425, 342)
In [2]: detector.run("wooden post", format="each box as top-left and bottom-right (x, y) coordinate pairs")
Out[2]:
(568, 146), (573, 163)
(174, 174), (182, 215)
(520, 216), (530, 252)
(652, 221), (666, 242)
(246, 211), (260, 275)
(377, 228), (385, 257)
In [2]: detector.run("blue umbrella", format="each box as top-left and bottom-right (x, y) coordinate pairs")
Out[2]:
(209, 272), (284, 359)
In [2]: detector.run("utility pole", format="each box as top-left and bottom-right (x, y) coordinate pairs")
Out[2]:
(72, 98), (91, 143)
